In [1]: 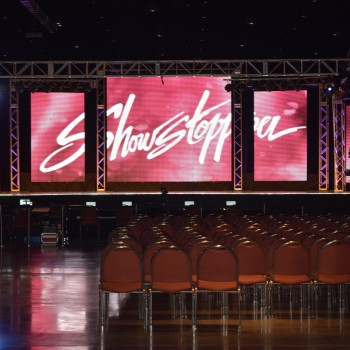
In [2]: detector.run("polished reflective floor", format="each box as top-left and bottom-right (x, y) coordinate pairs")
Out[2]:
(1, 241), (350, 350)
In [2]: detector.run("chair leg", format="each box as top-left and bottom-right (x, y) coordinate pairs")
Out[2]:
(99, 290), (108, 328)
(221, 292), (229, 318)
(345, 285), (349, 310)
(98, 289), (103, 327)
(261, 282), (268, 315)
(237, 289), (241, 328)
(149, 288), (153, 326)
(267, 281), (273, 318)
(144, 287), (149, 328)
(192, 287), (197, 329)
(179, 293), (187, 319)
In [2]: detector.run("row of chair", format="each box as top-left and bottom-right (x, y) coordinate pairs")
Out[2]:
(99, 215), (242, 330)
(202, 211), (350, 315)
(99, 242), (241, 329)
(98, 211), (350, 330)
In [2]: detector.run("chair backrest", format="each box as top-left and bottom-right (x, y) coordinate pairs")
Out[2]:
(260, 233), (280, 250)
(302, 234), (318, 250)
(271, 241), (310, 284)
(290, 231), (308, 243)
(309, 237), (331, 279)
(143, 239), (172, 283)
(196, 245), (239, 291)
(100, 244), (143, 292)
(185, 240), (213, 283)
(230, 235), (251, 250)
(265, 237), (288, 277)
(233, 240), (266, 284)
(317, 240), (350, 284)
(253, 231), (271, 245)
(150, 245), (192, 292)
(156, 222), (177, 238)
(110, 236), (142, 255)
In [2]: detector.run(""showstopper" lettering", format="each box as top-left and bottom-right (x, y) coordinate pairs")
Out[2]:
(39, 90), (306, 173)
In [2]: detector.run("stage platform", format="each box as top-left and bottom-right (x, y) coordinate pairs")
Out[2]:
(1, 190), (350, 216)
(1, 189), (350, 247)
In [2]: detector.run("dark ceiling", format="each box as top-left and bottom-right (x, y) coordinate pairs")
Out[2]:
(0, 0), (349, 61)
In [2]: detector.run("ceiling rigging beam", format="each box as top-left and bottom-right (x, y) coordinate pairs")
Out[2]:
(18, 0), (57, 33)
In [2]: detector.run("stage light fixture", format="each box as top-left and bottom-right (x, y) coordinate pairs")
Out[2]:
(322, 83), (335, 98)
(224, 83), (233, 92)
(326, 84), (334, 93)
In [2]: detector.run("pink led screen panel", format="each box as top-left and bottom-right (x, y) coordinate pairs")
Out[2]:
(254, 90), (307, 181)
(31, 92), (85, 182)
(346, 105), (350, 183)
(106, 77), (232, 182)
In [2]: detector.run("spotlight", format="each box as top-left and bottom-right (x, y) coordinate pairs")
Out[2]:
(322, 83), (335, 98)
(326, 84), (334, 93)
(224, 83), (233, 92)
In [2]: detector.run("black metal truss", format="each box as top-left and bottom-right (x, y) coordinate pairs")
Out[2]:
(96, 79), (106, 192)
(319, 94), (329, 191)
(233, 89), (243, 190)
(7, 59), (350, 192)
(0, 59), (349, 80)
(9, 80), (20, 191)
(333, 99), (346, 191)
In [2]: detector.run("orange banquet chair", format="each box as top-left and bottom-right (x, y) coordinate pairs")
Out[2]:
(149, 245), (195, 328)
(193, 245), (241, 329)
(142, 238), (172, 288)
(314, 240), (350, 316)
(233, 240), (268, 313)
(98, 243), (147, 329)
(79, 206), (100, 240)
(268, 240), (312, 318)
(308, 237), (331, 281)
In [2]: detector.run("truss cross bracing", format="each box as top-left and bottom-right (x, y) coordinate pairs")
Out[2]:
(333, 100), (346, 191)
(0, 59), (348, 79)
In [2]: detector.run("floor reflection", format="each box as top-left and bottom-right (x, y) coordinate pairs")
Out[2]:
(0, 245), (350, 349)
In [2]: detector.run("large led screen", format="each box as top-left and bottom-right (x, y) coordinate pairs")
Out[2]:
(106, 77), (232, 182)
(346, 105), (350, 183)
(254, 90), (307, 181)
(31, 92), (85, 182)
